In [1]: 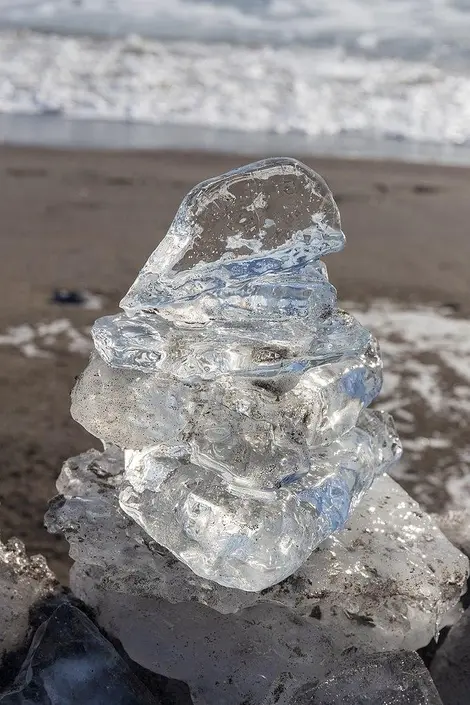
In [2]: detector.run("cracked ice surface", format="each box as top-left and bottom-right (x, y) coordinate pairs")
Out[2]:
(71, 157), (402, 590)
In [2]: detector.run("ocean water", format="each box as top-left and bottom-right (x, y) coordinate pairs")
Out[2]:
(1, 0), (470, 160)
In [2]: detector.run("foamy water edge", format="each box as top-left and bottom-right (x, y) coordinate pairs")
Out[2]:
(2, 30), (470, 162)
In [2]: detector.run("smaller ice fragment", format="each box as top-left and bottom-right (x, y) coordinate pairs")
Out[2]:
(0, 538), (57, 661)
(0, 603), (160, 704)
(120, 158), (345, 322)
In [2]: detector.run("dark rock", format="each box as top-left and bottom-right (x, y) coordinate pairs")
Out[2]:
(52, 289), (85, 305)
(0, 603), (160, 704)
(431, 607), (470, 705)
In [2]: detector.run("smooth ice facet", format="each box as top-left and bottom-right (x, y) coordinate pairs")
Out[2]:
(70, 157), (402, 590)
(0, 603), (160, 704)
(120, 158), (344, 323)
(283, 651), (443, 705)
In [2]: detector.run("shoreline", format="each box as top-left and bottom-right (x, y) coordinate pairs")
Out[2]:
(0, 143), (469, 582)
(3, 113), (470, 168)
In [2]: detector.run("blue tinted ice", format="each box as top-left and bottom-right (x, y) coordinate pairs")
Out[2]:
(71, 157), (402, 590)
(0, 603), (159, 705)
(120, 157), (344, 324)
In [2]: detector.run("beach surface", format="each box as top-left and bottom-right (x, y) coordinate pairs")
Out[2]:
(0, 145), (469, 582)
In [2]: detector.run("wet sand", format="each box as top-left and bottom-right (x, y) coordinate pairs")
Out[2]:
(0, 145), (469, 582)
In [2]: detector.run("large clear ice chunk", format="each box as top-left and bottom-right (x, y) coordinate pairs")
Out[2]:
(71, 157), (402, 590)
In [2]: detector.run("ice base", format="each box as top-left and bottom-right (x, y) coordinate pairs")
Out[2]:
(45, 447), (467, 705)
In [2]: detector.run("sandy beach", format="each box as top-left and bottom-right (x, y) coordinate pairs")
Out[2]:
(0, 145), (469, 582)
